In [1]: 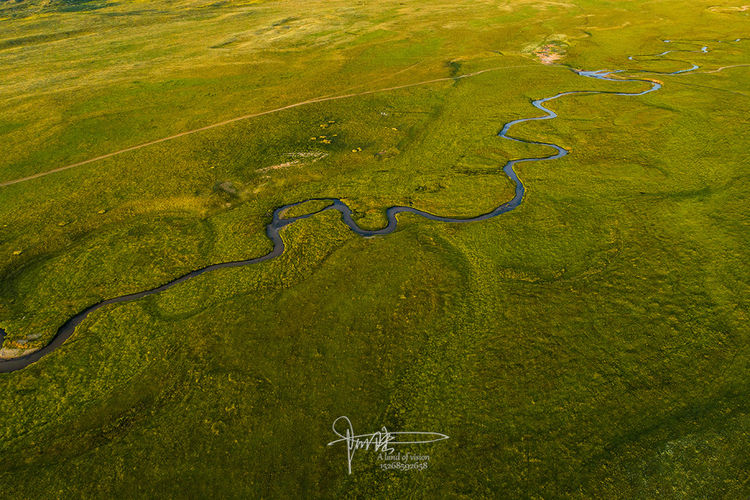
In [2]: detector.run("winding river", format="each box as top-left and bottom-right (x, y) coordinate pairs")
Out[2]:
(0, 39), (740, 373)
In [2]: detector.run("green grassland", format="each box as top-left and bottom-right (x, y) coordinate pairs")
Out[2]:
(0, 0), (748, 497)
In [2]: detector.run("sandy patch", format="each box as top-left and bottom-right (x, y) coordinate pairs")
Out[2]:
(0, 347), (38, 359)
(523, 36), (569, 65)
(257, 151), (328, 172)
(708, 5), (749, 12)
(537, 50), (563, 64)
(258, 160), (299, 172)
(535, 44), (565, 64)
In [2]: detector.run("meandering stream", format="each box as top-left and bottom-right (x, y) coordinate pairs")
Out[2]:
(0, 39), (739, 373)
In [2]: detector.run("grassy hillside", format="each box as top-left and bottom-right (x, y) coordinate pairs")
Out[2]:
(0, 0), (748, 497)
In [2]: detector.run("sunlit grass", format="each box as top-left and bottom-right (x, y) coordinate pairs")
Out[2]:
(0, 0), (748, 497)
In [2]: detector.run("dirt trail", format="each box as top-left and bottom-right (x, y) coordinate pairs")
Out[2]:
(699, 63), (750, 73)
(0, 64), (538, 188)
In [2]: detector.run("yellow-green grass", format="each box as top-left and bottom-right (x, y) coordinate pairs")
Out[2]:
(0, 0), (748, 497)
